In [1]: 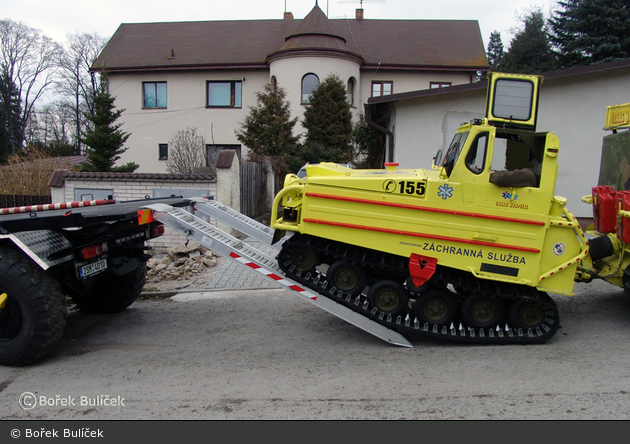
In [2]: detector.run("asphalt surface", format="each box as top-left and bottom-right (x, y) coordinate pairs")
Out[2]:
(1, 261), (630, 421)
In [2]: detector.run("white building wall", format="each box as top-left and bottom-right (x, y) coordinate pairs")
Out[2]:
(270, 55), (362, 136)
(106, 61), (480, 175)
(360, 71), (473, 103)
(393, 90), (484, 169)
(107, 69), (270, 173)
(388, 67), (630, 217)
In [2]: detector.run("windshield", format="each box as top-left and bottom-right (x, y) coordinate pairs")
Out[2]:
(442, 132), (469, 176)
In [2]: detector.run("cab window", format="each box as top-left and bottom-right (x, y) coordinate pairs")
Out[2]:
(443, 132), (469, 177)
(466, 133), (488, 174)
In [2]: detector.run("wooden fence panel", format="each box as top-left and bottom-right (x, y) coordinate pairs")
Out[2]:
(240, 161), (267, 219)
(0, 194), (52, 209)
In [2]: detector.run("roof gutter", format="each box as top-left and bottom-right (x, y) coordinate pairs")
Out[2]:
(364, 103), (394, 164)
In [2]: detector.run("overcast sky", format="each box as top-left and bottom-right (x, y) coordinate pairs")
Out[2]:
(2, 0), (560, 49)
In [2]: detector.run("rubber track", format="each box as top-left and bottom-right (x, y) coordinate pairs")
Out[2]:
(278, 234), (560, 345)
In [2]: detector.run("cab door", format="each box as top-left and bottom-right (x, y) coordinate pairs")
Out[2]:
(448, 126), (495, 206)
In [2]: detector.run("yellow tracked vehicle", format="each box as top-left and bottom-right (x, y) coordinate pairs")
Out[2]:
(270, 72), (630, 345)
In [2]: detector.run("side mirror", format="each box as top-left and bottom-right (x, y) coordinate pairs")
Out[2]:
(433, 149), (443, 170)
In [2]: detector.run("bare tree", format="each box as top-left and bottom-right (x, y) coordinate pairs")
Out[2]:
(57, 32), (108, 151)
(41, 101), (74, 147)
(0, 19), (60, 153)
(22, 100), (74, 149)
(166, 127), (209, 174)
(0, 147), (73, 195)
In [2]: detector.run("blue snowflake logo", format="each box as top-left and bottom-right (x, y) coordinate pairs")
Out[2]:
(438, 184), (453, 200)
(502, 191), (519, 200)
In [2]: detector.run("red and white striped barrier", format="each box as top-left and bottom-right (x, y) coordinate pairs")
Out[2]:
(0, 199), (115, 215)
(229, 251), (318, 301)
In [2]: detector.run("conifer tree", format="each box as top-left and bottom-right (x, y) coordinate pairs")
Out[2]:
(351, 114), (383, 169)
(549, 0), (630, 68)
(487, 31), (505, 70)
(301, 74), (353, 164)
(80, 82), (138, 172)
(0, 73), (23, 160)
(499, 9), (557, 74)
(235, 81), (299, 180)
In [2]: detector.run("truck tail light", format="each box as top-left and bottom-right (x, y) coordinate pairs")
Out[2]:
(150, 225), (165, 238)
(81, 244), (104, 260)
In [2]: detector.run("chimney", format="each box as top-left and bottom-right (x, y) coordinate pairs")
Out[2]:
(356, 8), (364, 20)
(284, 12), (294, 19)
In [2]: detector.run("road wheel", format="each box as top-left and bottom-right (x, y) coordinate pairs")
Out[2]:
(367, 280), (409, 316)
(508, 299), (545, 329)
(71, 263), (147, 314)
(0, 245), (65, 366)
(327, 261), (366, 296)
(507, 293), (558, 333)
(414, 289), (458, 328)
(280, 243), (318, 274)
(461, 294), (505, 329)
(507, 293), (559, 341)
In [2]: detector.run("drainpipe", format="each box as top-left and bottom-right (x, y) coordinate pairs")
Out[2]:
(364, 103), (394, 163)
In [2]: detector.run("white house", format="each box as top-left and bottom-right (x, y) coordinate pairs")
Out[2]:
(365, 58), (630, 218)
(92, 3), (488, 173)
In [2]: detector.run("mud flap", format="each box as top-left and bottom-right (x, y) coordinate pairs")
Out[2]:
(409, 254), (437, 287)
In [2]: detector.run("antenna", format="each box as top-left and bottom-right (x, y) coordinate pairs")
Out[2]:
(338, 0), (385, 7)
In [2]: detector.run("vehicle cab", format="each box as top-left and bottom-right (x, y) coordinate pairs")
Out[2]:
(433, 73), (560, 217)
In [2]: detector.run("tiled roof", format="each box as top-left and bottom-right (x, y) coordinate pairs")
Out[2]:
(367, 57), (630, 105)
(48, 169), (216, 187)
(270, 6), (362, 63)
(93, 5), (487, 72)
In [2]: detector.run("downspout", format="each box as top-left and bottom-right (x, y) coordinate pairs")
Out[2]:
(364, 103), (394, 164)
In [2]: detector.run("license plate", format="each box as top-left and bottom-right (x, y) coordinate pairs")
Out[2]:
(78, 258), (107, 279)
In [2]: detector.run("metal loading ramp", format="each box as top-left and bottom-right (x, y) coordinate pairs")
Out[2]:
(144, 201), (412, 348)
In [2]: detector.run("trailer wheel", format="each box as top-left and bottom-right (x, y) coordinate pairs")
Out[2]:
(0, 246), (65, 366)
(71, 263), (147, 314)
(367, 280), (409, 316)
(327, 261), (366, 296)
(414, 289), (458, 328)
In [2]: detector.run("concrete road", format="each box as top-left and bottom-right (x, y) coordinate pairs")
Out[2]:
(1, 279), (630, 420)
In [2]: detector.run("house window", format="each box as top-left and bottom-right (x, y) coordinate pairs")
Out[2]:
(207, 144), (242, 167)
(372, 81), (393, 97)
(143, 82), (167, 108)
(347, 77), (356, 107)
(207, 81), (242, 107)
(430, 82), (452, 89)
(159, 143), (168, 160)
(301, 73), (319, 104)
